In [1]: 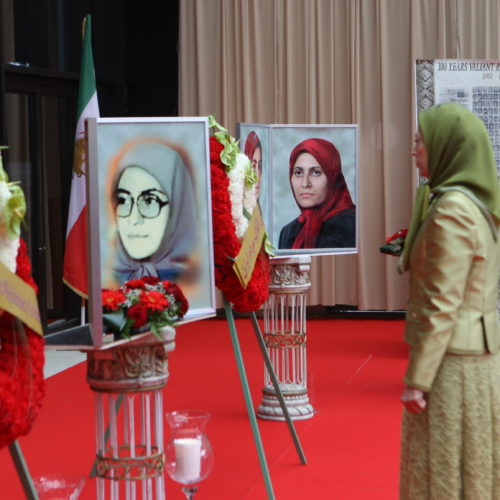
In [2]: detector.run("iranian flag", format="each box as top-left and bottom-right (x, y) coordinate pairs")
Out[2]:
(63, 14), (99, 298)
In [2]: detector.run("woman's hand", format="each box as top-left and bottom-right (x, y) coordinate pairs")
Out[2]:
(401, 386), (427, 414)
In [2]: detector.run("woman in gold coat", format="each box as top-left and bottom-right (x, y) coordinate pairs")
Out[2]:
(398, 102), (500, 499)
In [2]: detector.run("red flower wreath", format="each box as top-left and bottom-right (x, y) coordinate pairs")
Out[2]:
(210, 137), (270, 311)
(0, 238), (45, 449)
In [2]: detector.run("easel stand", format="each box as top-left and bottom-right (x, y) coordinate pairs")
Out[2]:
(223, 296), (307, 500)
(257, 256), (314, 421)
(8, 441), (38, 499)
(86, 327), (176, 500)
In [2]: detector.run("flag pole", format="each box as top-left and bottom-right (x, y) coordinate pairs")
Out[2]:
(63, 13), (100, 308)
(80, 15), (87, 327)
(81, 15), (86, 41)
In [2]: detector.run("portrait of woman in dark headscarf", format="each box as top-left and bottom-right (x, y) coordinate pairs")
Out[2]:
(278, 137), (356, 249)
(104, 138), (197, 286)
(244, 131), (263, 200)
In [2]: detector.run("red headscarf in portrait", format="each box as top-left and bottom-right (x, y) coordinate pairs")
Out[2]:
(244, 131), (261, 161)
(289, 138), (355, 249)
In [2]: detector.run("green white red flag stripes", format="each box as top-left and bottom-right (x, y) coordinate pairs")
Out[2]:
(63, 14), (99, 298)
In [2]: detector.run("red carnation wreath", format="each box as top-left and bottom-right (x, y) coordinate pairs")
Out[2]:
(0, 238), (45, 448)
(210, 136), (270, 311)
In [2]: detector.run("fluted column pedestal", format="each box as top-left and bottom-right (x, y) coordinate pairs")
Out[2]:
(257, 256), (314, 421)
(86, 327), (176, 500)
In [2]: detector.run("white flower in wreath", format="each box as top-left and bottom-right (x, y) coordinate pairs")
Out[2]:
(0, 180), (20, 272)
(228, 153), (258, 239)
(242, 162), (257, 221)
(0, 149), (25, 273)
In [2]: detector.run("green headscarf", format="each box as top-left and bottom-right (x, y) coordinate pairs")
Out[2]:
(398, 102), (500, 273)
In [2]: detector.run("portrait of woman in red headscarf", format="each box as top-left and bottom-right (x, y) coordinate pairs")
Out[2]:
(244, 131), (263, 200)
(278, 137), (356, 249)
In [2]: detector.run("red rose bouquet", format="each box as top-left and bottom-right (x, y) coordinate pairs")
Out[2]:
(102, 276), (188, 339)
(380, 228), (408, 256)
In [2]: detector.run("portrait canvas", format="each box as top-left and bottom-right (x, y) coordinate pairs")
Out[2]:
(236, 124), (271, 231)
(238, 123), (358, 257)
(86, 117), (216, 345)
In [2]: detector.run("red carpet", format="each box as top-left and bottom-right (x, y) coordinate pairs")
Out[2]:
(0, 318), (407, 499)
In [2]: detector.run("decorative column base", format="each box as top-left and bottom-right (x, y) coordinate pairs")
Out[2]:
(257, 256), (314, 421)
(86, 326), (175, 500)
(257, 385), (314, 421)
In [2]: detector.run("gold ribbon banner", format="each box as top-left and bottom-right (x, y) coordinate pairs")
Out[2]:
(264, 332), (306, 348)
(0, 261), (42, 336)
(233, 205), (266, 289)
(96, 445), (164, 480)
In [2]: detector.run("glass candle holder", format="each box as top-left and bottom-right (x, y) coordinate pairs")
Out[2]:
(33, 473), (86, 499)
(165, 410), (213, 499)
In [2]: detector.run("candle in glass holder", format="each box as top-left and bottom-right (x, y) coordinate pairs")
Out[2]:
(174, 437), (202, 482)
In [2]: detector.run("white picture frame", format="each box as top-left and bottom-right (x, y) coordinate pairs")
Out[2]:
(237, 123), (359, 257)
(86, 117), (216, 346)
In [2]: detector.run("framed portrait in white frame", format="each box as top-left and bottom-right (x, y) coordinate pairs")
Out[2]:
(237, 123), (359, 257)
(235, 124), (271, 231)
(86, 117), (215, 346)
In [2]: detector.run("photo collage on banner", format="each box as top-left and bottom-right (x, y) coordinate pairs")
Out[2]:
(86, 117), (216, 345)
(238, 123), (359, 257)
(416, 59), (500, 177)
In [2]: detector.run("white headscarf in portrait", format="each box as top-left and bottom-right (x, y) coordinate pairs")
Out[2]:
(112, 141), (197, 282)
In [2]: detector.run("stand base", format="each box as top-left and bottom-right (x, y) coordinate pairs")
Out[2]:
(257, 385), (314, 421)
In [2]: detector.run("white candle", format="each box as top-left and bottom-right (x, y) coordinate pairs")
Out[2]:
(174, 437), (202, 482)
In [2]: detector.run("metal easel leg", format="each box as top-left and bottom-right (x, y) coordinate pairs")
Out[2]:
(249, 312), (307, 465)
(8, 440), (38, 499)
(223, 296), (275, 500)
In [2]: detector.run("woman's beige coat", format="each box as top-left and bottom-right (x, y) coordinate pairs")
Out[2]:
(404, 189), (500, 392)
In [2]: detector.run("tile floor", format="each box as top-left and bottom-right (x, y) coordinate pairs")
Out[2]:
(43, 348), (86, 379)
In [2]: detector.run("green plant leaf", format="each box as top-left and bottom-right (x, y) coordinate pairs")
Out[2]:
(102, 310), (128, 335)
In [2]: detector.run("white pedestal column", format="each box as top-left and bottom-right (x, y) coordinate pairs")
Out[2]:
(257, 256), (314, 421)
(86, 327), (175, 500)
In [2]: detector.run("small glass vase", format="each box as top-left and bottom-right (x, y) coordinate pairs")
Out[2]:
(165, 410), (214, 500)
(33, 474), (85, 499)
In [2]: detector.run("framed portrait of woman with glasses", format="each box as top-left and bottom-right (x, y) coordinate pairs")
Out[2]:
(86, 117), (215, 338)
